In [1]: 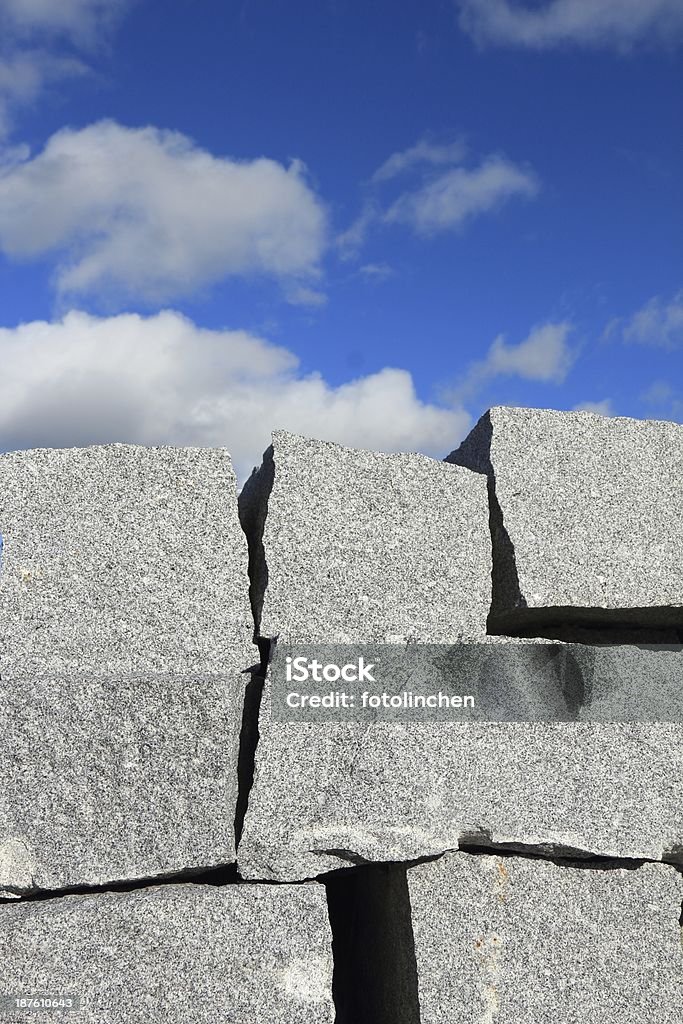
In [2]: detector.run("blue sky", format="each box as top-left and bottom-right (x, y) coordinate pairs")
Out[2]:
(0, 0), (681, 477)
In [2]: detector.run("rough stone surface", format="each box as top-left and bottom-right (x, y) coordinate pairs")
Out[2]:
(237, 431), (682, 878)
(446, 407), (683, 633)
(0, 671), (246, 894)
(0, 444), (254, 672)
(407, 852), (683, 1023)
(239, 431), (492, 643)
(0, 882), (335, 1023)
(237, 647), (683, 880)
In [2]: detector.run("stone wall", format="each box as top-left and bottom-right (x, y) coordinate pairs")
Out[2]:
(1, 407), (681, 1022)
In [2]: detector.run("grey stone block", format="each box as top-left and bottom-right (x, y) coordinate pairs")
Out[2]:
(0, 444), (254, 673)
(239, 431), (492, 643)
(0, 444), (256, 893)
(0, 671), (246, 894)
(0, 882), (335, 1023)
(237, 646), (683, 880)
(446, 407), (683, 634)
(236, 427), (683, 878)
(407, 852), (683, 1023)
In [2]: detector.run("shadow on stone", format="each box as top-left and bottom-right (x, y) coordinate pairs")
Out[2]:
(238, 445), (275, 641)
(324, 863), (420, 1024)
(487, 605), (683, 645)
(234, 659), (268, 850)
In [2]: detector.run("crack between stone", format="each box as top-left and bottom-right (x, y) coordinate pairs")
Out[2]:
(319, 841), (683, 1024)
(0, 862), (241, 905)
(233, 660), (267, 849)
(6, 832), (679, 907)
(238, 445), (274, 644)
(311, 834), (683, 881)
(0, 860), (334, 905)
(232, 446), (277, 852)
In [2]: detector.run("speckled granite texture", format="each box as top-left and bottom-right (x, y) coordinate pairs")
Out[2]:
(0, 883), (335, 1023)
(0, 444), (255, 673)
(236, 429), (682, 879)
(0, 444), (256, 893)
(1, 421), (682, 1023)
(446, 406), (683, 633)
(239, 431), (492, 643)
(238, 683), (683, 879)
(407, 852), (683, 1024)
(0, 671), (245, 895)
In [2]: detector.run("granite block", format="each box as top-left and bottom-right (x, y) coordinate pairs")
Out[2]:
(446, 407), (683, 634)
(407, 852), (683, 1023)
(0, 670), (246, 894)
(0, 882), (334, 1023)
(0, 444), (254, 672)
(239, 431), (492, 643)
(237, 646), (683, 879)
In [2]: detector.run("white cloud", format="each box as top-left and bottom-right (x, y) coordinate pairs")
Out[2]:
(573, 399), (614, 415)
(339, 141), (538, 255)
(385, 155), (539, 235)
(640, 380), (683, 421)
(336, 200), (380, 261)
(457, 0), (683, 51)
(0, 1), (129, 136)
(371, 139), (468, 183)
(453, 321), (575, 399)
(607, 290), (683, 348)
(0, 0), (129, 45)
(0, 310), (469, 481)
(284, 285), (328, 308)
(359, 262), (394, 282)
(641, 381), (674, 405)
(0, 121), (328, 302)
(0, 49), (79, 104)
(0, 50), (85, 136)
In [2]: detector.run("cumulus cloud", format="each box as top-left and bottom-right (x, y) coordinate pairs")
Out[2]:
(385, 155), (539, 235)
(452, 321), (575, 399)
(371, 139), (468, 183)
(0, 120), (328, 303)
(457, 0), (683, 51)
(0, 310), (469, 480)
(573, 399), (614, 416)
(606, 290), (683, 348)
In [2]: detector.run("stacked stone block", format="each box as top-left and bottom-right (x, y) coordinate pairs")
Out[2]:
(0, 446), (256, 895)
(0, 884), (334, 1023)
(446, 406), (683, 638)
(1, 410), (681, 1022)
(237, 428), (683, 880)
(407, 853), (683, 1024)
